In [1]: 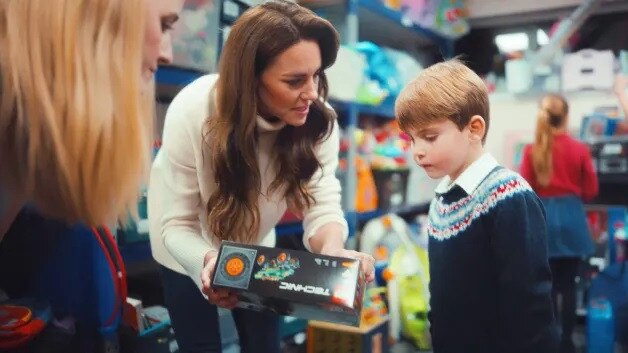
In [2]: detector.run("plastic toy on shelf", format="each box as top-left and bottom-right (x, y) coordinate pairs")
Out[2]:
(359, 214), (431, 349)
(358, 0), (455, 55)
(170, 0), (220, 72)
(360, 287), (389, 327)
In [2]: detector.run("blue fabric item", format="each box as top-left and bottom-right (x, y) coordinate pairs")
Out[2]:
(541, 195), (595, 258)
(354, 41), (403, 96)
(588, 262), (628, 344)
(0, 208), (121, 333)
(427, 167), (559, 353)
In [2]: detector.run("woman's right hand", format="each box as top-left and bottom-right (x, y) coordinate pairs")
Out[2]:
(201, 250), (239, 309)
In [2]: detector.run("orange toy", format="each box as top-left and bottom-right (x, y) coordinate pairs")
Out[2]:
(356, 157), (378, 212)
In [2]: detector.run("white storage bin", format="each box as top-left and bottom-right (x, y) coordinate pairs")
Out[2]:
(562, 49), (615, 92)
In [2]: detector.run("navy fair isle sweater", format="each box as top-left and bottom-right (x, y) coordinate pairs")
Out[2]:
(427, 155), (559, 353)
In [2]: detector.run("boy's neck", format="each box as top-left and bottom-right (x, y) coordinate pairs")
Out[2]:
(448, 144), (485, 183)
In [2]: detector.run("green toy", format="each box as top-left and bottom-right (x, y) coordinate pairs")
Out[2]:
(389, 245), (431, 349)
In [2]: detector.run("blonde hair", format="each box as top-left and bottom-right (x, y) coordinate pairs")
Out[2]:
(395, 58), (490, 143)
(532, 93), (569, 186)
(0, 0), (152, 225)
(205, 0), (339, 243)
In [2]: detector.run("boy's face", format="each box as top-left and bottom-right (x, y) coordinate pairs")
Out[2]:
(408, 118), (479, 181)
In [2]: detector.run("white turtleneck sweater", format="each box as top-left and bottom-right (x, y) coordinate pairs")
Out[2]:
(148, 74), (348, 290)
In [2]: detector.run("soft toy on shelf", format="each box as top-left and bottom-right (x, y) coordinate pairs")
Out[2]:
(389, 245), (431, 349)
(360, 215), (405, 286)
(360, 287), (389, 327)
(400, 0), (437, 29)
(359, 214), (431, 348)
(433, 0), (470, 39)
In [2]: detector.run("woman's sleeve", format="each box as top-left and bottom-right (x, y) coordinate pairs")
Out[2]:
(148, 76), (218, 291)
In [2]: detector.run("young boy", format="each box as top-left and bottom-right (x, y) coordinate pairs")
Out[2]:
(395, 59), (559, 353)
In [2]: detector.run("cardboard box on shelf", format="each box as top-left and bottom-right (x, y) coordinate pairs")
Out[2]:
(212, 241), (366, 327)
(307, 317), (390, 353)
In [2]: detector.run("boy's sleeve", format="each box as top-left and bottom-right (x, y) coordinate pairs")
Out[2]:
(491, 189), (559, 353)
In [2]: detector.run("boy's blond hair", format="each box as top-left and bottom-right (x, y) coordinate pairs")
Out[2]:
(395, 59), (490, 142)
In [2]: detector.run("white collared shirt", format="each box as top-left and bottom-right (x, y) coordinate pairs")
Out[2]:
(435, 153), (499, 195)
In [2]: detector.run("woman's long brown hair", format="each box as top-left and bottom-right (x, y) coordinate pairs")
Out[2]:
(532, 93), (569, 186)
(204, 0), (339, 243)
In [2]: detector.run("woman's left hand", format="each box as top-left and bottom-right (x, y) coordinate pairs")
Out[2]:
(320, 247), (375, 283)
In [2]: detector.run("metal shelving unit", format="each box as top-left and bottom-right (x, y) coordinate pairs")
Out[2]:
(340, 0), (453, 237)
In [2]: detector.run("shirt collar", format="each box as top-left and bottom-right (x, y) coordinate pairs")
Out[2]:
(435, 153), (499, 195)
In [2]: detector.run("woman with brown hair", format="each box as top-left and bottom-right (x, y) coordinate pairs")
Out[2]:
(520, 93), (597, 353)
(148, 1), (375, 351)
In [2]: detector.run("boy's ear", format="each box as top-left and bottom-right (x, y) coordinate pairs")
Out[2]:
(468, 115), (486, 142)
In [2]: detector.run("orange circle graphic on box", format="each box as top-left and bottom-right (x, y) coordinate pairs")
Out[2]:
(225, 257), (245, 277)
(257, 255), (265, 265)
(277, 252), (287, 262)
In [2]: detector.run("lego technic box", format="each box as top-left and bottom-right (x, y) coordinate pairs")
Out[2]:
(212, 241), (366, 326)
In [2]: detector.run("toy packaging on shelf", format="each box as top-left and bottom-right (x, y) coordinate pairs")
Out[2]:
(170, 0), (219, 72)
(340, 121), (413, 211)
(586, 298), (615, 353)
(586, 205), (628, 266)
(381, 0), (469, 39)
(212, 242), (366, 326)
(433, 0), (470, 39)
(562, 49), (615, 92)
(325, 41), (424, 106)
(354, 41), (404, 105)
(307, 316), (389, 353)
(359, 214), (431, 349)
(339, 121), (413, 211)
(337, 156), (379, 213)
(587, 262), (628, 351)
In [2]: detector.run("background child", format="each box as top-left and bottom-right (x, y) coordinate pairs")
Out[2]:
(520, 93), (598, 353)
(395, 59), (558, 353)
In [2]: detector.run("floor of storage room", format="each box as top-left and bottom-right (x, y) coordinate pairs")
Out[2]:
(218, 326), (589, 353)
(268, 325), (590, 353)
(390, 327), (587, 353)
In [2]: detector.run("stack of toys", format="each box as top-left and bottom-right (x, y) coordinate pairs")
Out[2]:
(359, 214), (432, 349)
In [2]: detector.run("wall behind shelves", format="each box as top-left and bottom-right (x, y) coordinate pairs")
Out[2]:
(486, 91), (622, 170)
(467, 0), (624, 20)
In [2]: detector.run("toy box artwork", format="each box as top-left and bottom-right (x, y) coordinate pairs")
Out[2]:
(212, 242), (366, 327)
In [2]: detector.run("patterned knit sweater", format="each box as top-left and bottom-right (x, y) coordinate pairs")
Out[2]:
(427, 165), (559, 353)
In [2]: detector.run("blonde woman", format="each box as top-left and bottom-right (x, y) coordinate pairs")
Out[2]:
(148, 1), (375, 351)
(0, 0), (183, 237)
(520, 94), (597, 353)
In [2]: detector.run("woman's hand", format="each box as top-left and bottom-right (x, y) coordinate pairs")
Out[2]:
(320, 247), (376, 283)
(308, 223), (375, 283)
(200, 250), (239, 309)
